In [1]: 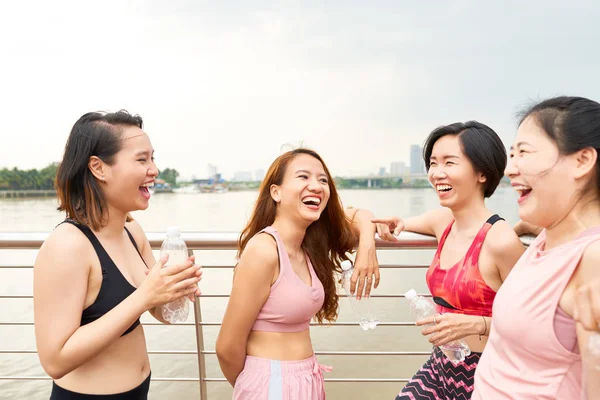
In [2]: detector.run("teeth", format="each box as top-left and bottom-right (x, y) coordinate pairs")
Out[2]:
(302, 196), (321, 205)
(141, 182), (155, 188)
(436, 185), (452, 191)
(513, 185), (531, 192)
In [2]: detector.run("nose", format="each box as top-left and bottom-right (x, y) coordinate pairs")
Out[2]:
(308, 177), (323, 192)
(504, 157), (519, 178)
(430, 167), (447, 180)
(148, 162), (159, 178)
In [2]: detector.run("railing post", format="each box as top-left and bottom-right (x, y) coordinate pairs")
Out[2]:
(191, 250), (208, 399)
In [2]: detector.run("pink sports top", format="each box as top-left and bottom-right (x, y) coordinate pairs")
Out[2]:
(251, 226), (325, 333)
(473, 227), (600, 400)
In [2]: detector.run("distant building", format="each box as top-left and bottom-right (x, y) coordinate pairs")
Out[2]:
(207, 164), (218, 179)
(410, 145), (425, 174)
(390, 162), (407, 176)
(378, 167), (387, 176)
(233, 171), (253, 182)
(254, 169), (266, 182)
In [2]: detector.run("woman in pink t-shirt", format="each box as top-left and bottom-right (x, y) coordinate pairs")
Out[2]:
(472, 96), (600, 399)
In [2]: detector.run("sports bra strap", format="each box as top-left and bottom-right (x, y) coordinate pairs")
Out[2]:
(486, 214), (504, 225)
(124, 227), (148, 268)
(260, 226), (291, 274)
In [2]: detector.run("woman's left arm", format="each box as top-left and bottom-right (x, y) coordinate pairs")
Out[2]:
(345, 208), (379, 299)
(574, 241), (600, 395)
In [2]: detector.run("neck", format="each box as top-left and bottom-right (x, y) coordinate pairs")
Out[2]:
(450, 197), (491, 233)
(544, 200), (600, 249)
(94, 205), (128, 237)
(271, 217), (307, 256)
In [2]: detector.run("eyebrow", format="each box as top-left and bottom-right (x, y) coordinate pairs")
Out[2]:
(134, 150), (154, 157)
(430, 155), (459, 160)
(295, 169), (327, 177)
(510, 141), (533, 150)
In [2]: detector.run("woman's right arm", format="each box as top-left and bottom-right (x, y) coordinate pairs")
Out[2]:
(372, 208), (453, 241)
(216, 234), (277, 386)
(34, 225), (200, 380)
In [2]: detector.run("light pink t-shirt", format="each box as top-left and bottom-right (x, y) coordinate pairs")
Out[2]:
(473, 227), (600, 400)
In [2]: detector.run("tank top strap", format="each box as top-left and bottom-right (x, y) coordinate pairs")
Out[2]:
(435, 219), (455, 257)
(260, 226), (292, 273)
(60, 219), (109, 275)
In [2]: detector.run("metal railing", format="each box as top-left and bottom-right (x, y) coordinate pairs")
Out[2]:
(0, 231), (533, 398)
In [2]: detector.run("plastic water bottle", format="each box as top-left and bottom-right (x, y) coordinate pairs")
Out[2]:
(405, 288), (471, 364)
(584, 333), (600, 397)
(160, 226), (190, 323)
(340, 260), (379, 330)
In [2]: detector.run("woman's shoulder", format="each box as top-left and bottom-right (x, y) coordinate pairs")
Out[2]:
(37, 222), (94, 267)
(483, 218), (525, 256)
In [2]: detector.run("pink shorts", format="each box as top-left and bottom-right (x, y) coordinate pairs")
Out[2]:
(233, 354), (331, 400)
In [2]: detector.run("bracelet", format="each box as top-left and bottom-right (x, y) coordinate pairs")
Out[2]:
(479, 316), (487, 340)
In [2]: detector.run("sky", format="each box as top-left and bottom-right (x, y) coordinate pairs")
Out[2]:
(1, 0), (599, 180)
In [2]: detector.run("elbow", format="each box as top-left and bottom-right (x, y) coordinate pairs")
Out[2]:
(41, 361), (68, 380)
(38, 352), (70, 380)
(215, 337), (243, 365)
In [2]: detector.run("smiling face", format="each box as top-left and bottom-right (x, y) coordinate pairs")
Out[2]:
(98, 126), (159, 214)
(427, 134), (487, 209)
(505, 116), (580, 228)
(270, 153), (331, 225)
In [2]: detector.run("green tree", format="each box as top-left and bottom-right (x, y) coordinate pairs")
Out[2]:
(158, 168), (179, 186)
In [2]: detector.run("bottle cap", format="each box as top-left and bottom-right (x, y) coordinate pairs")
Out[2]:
(340, 260), (353, 271)
(404, 289), (417, 300)
(166, 226), (181, 238)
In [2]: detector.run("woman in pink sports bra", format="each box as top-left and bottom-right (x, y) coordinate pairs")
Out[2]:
(216, 148), (379, 400)
(472, 96), (600, 399)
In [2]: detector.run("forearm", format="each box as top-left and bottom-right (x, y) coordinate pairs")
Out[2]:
(217, 348), (246, 387)
(49, 290), (148, 378)
(149, 305), (169, 324)
(346, 208), (376, 242)
(473, 315), (491, 337)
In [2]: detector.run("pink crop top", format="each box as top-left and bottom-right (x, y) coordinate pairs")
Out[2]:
(251, 226), (325, 333)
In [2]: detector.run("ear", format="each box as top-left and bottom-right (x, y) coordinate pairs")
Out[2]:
(477, 172), (487, 184)
(270, 184), (281, 203)
(88, 156), (106, 182)
(573, 147), (598, 180)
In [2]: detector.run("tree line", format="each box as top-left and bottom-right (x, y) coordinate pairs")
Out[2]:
(0, 164), (180, 191)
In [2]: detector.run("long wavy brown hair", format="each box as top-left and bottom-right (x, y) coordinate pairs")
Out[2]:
(238, 148), (359, 324)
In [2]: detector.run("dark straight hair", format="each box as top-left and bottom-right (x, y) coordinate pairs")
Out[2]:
(423, 121), (507, 198)
(55, 110), (143, 230)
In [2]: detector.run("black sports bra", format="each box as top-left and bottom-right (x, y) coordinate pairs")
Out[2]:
(61, 219), (148, 336)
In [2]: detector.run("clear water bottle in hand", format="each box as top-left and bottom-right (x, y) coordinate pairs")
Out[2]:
(160, 226), (191, 323)
(584, 333), (600, 397)
(405, 288), (471, 364)
(340, 260), (379, 331)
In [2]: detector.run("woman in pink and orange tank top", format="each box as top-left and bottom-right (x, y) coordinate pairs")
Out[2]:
(374, 122), (525, 399)
(472, 96), (600, 399)
(216, 149), (379, 400)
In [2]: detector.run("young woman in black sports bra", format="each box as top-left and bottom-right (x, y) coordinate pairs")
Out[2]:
(33, 111), (202, 399)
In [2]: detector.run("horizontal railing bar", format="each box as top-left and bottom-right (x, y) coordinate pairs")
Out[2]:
(200, 350), (430, 356)
(0, 376), (410, 383)
(0, 231), (441, 250)
(0, 293), (432, 300)
(0, 350), (201, 355)
(0, 321), (419, 327)
(0, 376), (200, 382)
(0, 349), (430, 356)
(203, 377), (410, 382)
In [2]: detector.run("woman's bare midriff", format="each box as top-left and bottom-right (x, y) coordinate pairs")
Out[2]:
(53, 325), (150, 394)
(246, 329), (314, 360)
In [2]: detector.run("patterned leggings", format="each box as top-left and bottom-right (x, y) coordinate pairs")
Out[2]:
(395, 347), (481, 400)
